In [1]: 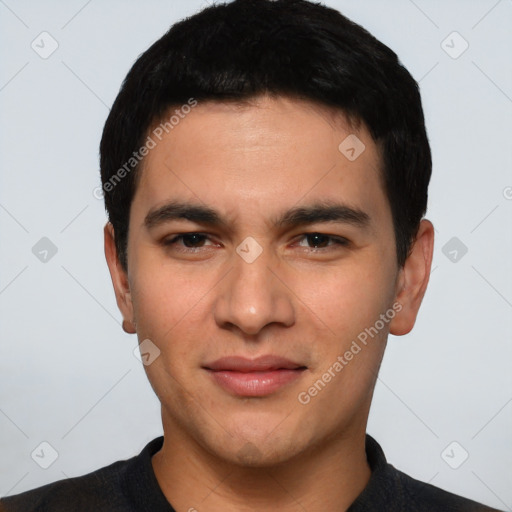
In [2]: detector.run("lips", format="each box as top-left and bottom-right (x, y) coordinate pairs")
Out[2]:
(203, 355), (307, 397)
(204, 355), (304, 372)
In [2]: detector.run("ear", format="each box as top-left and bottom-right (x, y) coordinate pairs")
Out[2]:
(389, 219), (434, 336)
(104, 223), (136, 334)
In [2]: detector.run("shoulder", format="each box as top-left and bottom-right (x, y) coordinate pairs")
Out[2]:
(394, 466), (502, 511)
(1, 458), (130, 512)
(353, 435), (503, 512)
(0, 437), (165, 512)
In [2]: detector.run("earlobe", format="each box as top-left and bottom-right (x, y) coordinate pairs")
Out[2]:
(389, 219), (434, 336)
(122, 319), (137, 334)
(104, 223), (136, 334)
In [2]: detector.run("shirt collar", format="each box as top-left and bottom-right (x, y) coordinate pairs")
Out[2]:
(128, 434), (402, 512)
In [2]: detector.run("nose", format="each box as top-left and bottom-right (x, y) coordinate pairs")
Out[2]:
(213, 242), (295, 336)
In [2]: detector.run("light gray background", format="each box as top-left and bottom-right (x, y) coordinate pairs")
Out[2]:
(1, 0), (511, 509)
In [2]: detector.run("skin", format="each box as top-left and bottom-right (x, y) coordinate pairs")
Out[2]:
(105, 95), (434, 511)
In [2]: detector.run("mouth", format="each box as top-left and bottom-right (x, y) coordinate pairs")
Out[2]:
(203, 355), (307, 397)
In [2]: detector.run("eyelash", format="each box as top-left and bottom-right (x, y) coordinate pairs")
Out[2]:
(163, 232), (350, 253)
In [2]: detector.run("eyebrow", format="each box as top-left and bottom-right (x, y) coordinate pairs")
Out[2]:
(144, 201), (227, 229)
(144, 200), (370, 230)
(273, 202), (370, 229)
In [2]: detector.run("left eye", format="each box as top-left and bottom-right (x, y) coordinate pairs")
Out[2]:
(296, 233), (349, 249)
(164, 233), (213, 248)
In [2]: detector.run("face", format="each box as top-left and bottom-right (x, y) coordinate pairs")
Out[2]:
(106, 96), (432, 466)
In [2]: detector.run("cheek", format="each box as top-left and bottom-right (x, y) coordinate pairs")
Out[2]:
(293, 261), (396, 347)
(292, 264), (394, 426)
(129, 255), (210, 347)
(129, 265), (209, 404)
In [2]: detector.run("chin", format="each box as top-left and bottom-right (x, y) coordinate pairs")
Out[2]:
(226, 439), (301, 468)
(204, 421), (310, 469)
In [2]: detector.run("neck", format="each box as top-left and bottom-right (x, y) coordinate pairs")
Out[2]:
(152, 423), (371, 512)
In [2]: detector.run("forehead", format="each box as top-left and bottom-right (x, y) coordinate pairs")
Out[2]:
(133, 95), (389, 230)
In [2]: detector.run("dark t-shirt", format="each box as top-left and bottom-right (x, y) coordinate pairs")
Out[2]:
(1, 435), (501, 511)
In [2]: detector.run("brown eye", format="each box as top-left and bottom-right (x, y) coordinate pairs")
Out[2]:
(296, 233), (349, 249)
(305, 233), (330, 248)
(164, 233), (214, 250)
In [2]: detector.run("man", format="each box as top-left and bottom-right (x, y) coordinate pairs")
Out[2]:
(1, 0), (502, 510)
